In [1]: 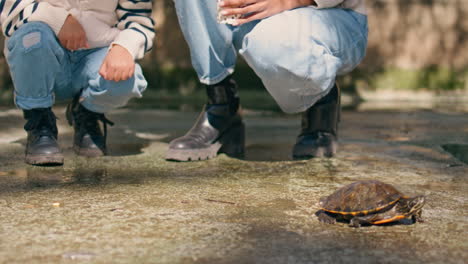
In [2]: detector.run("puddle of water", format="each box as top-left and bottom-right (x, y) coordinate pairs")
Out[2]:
(442, 144), (468, 164)
(0, 167), (150, 192)
(107, 142), (149, 156)
(26, 168), (71, 187)
(11, 137), (150, 157)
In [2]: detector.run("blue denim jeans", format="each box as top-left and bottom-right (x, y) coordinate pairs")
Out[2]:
(174, 1), (368, 113)
(5, 22), (147, 113)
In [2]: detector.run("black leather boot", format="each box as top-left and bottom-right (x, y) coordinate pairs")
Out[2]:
(166, 76), (245, 161)
(66, 96), (114, 157)
(23, 108), (64, 165)
(292, 83), (340, 159)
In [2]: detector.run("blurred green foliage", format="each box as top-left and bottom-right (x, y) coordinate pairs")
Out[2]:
(364, 68), (466, 91)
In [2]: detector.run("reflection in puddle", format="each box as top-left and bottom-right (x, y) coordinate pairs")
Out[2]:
(0, 165), (152, 192)
(442, 144), (468, 164)
(72, 168), (108, 184)
(25, 167), (109, 188)
(26, 168), (70, 187)
(0, 167), (108, 191)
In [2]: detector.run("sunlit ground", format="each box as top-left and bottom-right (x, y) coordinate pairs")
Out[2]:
(0, 95), (467, 263)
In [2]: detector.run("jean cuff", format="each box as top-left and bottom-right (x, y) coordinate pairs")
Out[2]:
(80, 95), (111, 114)
(15, 94), (54, 110)
(198, 68), (235, 85)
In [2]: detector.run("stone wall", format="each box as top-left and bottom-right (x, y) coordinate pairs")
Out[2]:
(363, 0), (468, 70)
(143, 0), (468, 71)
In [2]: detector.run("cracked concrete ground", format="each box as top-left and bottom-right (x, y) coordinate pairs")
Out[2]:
(0, 105), (467, 263)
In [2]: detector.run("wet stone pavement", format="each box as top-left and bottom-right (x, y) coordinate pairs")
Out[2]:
(0, 106), (467, 263)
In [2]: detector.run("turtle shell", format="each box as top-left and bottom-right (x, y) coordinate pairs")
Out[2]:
(320, 180), (404, 215)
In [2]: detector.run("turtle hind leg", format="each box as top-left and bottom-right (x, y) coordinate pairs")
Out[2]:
(316, 210), (336, 224)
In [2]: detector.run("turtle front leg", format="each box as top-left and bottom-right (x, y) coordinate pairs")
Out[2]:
(316, 210), (336, 224)
(412, 209), (424, 223)
(349, 216), (374, 228)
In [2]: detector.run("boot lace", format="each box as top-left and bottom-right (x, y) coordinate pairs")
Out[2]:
(75, 108), (114, 138)
(24, 109), (58, 137)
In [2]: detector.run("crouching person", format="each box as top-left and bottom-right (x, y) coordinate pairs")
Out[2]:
(0, 0), (155, 165)
(167, 0), (367, 161)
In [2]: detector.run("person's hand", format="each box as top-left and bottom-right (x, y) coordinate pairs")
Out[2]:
(58, 15), (89, 50)
(99, 45), (135, 82)
(219, 0), (314, 26)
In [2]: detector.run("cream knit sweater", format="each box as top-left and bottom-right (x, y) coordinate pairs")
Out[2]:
(0, 0), (155, 59)
(314, 0), (366, 14)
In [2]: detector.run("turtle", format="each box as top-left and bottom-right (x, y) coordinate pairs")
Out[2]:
(315, 180), (425, 227)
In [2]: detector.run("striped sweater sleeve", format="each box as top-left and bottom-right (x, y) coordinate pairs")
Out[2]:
(112, 0), (155, 60)
(0, 0), (69, 37)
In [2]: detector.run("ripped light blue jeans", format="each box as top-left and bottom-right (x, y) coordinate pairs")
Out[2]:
(174, 1), (368, 113)
(5, 22), (147, 113)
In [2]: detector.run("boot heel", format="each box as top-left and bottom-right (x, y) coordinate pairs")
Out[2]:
(219, 121), (245, 159)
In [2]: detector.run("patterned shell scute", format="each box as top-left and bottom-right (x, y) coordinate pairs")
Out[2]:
(321, 180), (403, 214)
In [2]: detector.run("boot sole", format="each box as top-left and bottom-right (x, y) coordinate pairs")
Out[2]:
(292, 144), (338, 160)
(166, 123), (245, 162)
(166, 142), (222, 161)
(25, 153), (64, 165)
(74, 146), (106, 157)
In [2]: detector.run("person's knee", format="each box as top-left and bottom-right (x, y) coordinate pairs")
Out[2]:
(7, 22), (59, 55)
(240, 19), (298, 74)
(241, 32), (277, 69)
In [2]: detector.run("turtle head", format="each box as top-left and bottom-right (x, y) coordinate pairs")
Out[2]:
(398, 196), (425, 215)
(318, 197), (327, 208)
